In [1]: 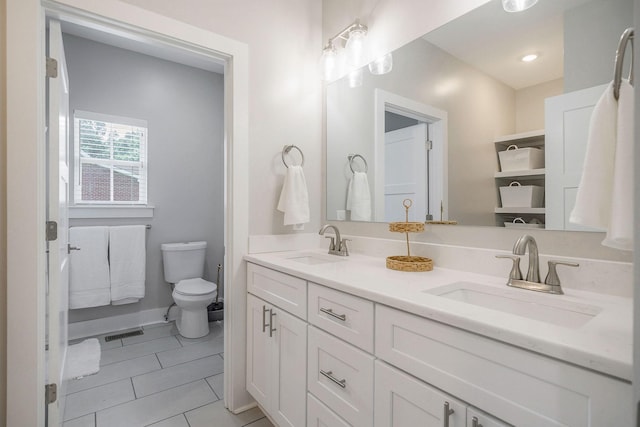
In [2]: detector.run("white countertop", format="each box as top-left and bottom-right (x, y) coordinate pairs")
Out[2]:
(245, 249), (633, 381)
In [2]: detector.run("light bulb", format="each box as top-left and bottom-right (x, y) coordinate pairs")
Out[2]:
(320, 44), (338, 81)
(369, 53), (393, 75)
(348, 68), (363, 88)
(345, 28), (367, 66)
(502, 0), (538, 12)
(521, 53), (538, 62)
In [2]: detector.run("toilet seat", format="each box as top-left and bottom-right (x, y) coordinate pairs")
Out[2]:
(174, 278), (217, 296)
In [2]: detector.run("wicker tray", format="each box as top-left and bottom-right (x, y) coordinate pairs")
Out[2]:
(386, 255), (433, 272)
(389, 222), (425, 233)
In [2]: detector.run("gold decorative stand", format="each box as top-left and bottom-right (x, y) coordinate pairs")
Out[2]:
(386, 199), (433, 272)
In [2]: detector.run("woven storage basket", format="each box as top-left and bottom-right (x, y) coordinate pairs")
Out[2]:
(386, 255), (433, 272)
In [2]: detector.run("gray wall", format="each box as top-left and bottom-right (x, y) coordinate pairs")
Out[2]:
(64, 34), (224, 323)
(564, 0), (634, 92)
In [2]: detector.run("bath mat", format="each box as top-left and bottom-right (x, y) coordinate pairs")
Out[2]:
(104, 329), (143, 342)
(64, 338), (101, 380)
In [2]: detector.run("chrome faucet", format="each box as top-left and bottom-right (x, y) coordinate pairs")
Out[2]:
(496, 234), (579, 295)
(513, 234), (540, 283)
(319, 224), (349, 256)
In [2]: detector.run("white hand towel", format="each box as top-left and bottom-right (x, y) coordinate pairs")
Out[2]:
(346, 172), (372, 221)
(277, 165), (310, 229)
(570, 80), (634, 251)
(109, 225), (146, 304)
(69, 226), (110, 309)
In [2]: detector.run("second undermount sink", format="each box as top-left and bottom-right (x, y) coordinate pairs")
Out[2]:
(285, 253), (347, 265)
(425, 281), (602, 329)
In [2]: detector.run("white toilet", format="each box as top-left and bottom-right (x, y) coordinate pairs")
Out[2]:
(161, 241), (218, 338)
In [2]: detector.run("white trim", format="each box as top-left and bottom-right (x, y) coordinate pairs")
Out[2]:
(68, 307), (174, 340)
(74, 109), (148, 128)
(374, 89), (449, 222)
(69, 205), (155, 218)
(7, 0), (251, 422)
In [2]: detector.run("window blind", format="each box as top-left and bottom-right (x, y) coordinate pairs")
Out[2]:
(74, 110), (148, 205)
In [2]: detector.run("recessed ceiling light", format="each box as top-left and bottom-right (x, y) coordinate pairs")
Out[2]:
(502, 0), (539, 13)
(521, 54), (538, 62)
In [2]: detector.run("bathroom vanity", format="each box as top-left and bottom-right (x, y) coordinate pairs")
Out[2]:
(245, 249), (632, 427)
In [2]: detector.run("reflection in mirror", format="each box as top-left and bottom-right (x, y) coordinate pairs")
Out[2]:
(326, 0), (633, 230)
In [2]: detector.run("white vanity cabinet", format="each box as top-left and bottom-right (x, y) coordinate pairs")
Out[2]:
(246, 264), (307, 427)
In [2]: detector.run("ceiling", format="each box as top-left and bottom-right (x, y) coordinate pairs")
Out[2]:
(423, 0), (592, 90)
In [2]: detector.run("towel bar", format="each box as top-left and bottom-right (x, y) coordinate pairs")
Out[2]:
(613, 27), (634, 100)
(348, 154), (368, 173)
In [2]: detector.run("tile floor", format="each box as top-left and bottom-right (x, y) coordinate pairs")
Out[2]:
(64, 321), (273, 427)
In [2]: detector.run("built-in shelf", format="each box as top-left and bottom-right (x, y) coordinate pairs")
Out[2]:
(495, 207), (546, 214)
(494, 168), (545, 179)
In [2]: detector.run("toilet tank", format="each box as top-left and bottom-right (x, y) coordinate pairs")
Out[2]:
(161, 241), (207, 283)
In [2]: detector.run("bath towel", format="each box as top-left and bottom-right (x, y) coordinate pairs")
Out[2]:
(69, 226), (110, 309)
(346, 172), (372, 221)
(109, 225), (146, 304)
(64, 338), (101, 380)
(277, 165), (310, 229)
(570, 80), (634, 251)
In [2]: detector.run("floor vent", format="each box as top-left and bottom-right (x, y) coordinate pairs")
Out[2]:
(104, 329), (144, 342)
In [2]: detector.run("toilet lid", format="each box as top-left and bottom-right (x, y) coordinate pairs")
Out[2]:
(175, 278), (217, 296)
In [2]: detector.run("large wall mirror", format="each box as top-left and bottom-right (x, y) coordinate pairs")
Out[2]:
(326, 0), (633, 230)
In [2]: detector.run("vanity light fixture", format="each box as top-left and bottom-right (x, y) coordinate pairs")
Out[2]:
(320, 19), (394, 82)
(348, 68), (364, 88)
(502, 0), (538, 13)
(521, 53), (538, 62)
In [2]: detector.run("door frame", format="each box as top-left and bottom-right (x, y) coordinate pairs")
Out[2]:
(6, 0), (250, 424)
(374, 89), (448, 222)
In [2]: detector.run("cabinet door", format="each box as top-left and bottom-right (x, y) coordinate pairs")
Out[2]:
(307, 393), (351, 427)
(246, 294), (272, 409)
(467, 408), (511, 427)
(375, 360), (465, 427)
(271, 306), (307, 427)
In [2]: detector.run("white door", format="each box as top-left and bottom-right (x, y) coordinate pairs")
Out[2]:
(46, 18), (70, 425)
(374, 361), (466, 427)
(545, 84), (608, 231)
(246, 295), (272, 409)
(384, 123), (428, 222)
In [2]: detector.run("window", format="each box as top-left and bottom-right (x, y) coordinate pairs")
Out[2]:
(74, 111), (148, 205)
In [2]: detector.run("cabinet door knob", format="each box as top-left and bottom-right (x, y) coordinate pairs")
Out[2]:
(319, 369), (346, 388)
(262, 305), (269, 333)
(320, 307), (347, 321)
(269, 309), (277, 337)
(471, 416), (483, 427)
(443, 401), (455, 427)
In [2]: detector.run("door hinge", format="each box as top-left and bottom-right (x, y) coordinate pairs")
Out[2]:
(45, 383), (57, 404)
(425, 140), (433, 150)
(46, 57), (58, 78)
(46, 221), (58, 242)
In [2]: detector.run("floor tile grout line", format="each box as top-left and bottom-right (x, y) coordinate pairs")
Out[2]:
(123, 376), (216, 401)
(154, 351), (224, 371)
(131, 377), (138, 399)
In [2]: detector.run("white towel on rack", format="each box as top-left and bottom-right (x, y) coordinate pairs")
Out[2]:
(109, 225), (146, 304)
(570, 80), (634, 251)
(277, 165), (310, 229)
(346, 172), (372, 221)
(69, 226), (111, 309)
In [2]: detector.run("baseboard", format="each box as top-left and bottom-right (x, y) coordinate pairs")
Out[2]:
(68, 307), (177, 340)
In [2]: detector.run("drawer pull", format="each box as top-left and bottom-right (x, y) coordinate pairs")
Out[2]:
(319, 369), (346, 388)
(320, 307), (347, 321)
(269, 309), (277, 337)
(262, 305), (270, 333)
(443, 401), (454, 427)
(471, 416), (483, 427)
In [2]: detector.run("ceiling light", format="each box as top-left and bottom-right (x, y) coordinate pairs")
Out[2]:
(502, 0), (538, 13)
(521, 53), (538, 62)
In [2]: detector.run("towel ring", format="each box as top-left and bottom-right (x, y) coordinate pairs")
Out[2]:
(282, 144), (304, 168)
(613, 27), (634, 100)
(348, 154), (368, 173)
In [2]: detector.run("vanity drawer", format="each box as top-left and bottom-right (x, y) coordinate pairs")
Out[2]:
(307, 393), (351, 427)
(308, 282), (374, 352)
(375, 305), (632, 427)
(308, 326), (374, 427)
(247, 263), (307, 319)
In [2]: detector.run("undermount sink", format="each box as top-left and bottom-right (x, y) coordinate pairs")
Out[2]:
(425, 281), (602, 329)
(285, 253), (346, 265)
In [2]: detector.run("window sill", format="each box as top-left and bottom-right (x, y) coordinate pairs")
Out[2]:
(69, 205), (155, 219)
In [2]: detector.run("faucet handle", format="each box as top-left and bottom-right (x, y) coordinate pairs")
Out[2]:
(339, 238), (351, 256)
(324, 236), (336, 251)
(495, 255), (523, 281)
(545, 260), (579, 286)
